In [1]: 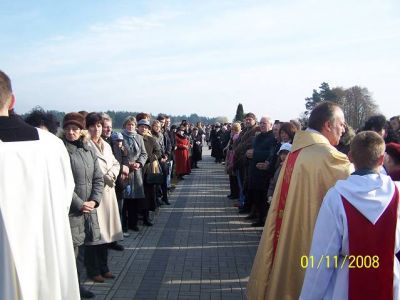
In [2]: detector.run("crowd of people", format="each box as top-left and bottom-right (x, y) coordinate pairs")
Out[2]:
(2, 67), (400, 299)
(0, 70), (209, 299)
(205, 104), (400, 299)
(207, 105), (400, 299)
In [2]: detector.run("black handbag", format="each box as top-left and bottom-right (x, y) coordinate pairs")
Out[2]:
(146, 160), (164, 185)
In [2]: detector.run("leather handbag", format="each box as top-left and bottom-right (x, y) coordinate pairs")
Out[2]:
(146, 160), (164, 185)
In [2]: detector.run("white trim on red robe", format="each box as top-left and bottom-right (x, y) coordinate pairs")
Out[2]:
(300, 173), (400, 300)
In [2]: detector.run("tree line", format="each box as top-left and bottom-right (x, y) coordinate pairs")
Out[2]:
(233, 83), (380, 131)
(20, 109), (228, 128)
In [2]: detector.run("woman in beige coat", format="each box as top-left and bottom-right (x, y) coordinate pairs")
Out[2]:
(84, 112), (123, 283)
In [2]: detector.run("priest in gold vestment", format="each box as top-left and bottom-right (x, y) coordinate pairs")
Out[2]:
(247, 102), (352, 300)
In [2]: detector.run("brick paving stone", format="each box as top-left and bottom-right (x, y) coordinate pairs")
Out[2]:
(77, 148), (263, 299)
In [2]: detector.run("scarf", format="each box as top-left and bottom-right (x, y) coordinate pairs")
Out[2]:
(122, 129), (140, 154)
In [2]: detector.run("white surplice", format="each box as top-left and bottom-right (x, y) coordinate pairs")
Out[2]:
(300, 173), (400, 300)
(0, 129), (79, 300)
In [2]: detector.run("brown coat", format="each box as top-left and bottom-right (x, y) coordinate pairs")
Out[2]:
(232, 125), (259, 170)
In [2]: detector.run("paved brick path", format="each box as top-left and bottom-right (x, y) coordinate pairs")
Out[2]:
(83, 148), (262, 299)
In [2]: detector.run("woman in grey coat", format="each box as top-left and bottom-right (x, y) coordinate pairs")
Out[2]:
(121, 116), (148, 232)
(62, 112), (104, 299)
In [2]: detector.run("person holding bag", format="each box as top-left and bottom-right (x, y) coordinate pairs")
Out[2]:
(137, 118), (162, 224)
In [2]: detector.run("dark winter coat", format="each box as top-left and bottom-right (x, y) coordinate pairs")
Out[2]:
(141, 134), (162, 179)
(64, 137), (104, 247)
(112, 143), (130, 200)
(191, 132), (203, 162)
(210, 129), (224, 159)
(233, 125), (259, 170)
(247, 131), (277, 190)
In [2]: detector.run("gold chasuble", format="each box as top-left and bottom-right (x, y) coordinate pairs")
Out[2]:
(247, 130), (352, 300)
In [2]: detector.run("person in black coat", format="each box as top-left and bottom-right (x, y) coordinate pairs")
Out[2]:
(191, 127), (203, 168)
(110, 131), (130, 241)
(210, 123), (225, 163)
(245, 116), (277, 227)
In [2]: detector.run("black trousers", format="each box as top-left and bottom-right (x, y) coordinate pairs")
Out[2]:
(122, 198), (142, 230)
(229, 175), (239, 198)
(84, 244), (109, 277)
(247, 189), (268, 222)
(160, 162), (169, 201)
(74, 246), (84, 284)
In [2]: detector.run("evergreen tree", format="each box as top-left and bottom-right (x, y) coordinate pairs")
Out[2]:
(234, 103), (244, 121)
(304, 82), (339, 116)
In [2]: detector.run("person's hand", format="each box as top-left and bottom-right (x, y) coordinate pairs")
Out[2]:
(267, 196), (273, 204)
(196, 141), (201, 145)
(129, 162), (141, 171)
(121, 173), (128, 181)
(161, 157), (167, 163)
(246, 149), (254, 159)
(122, 165), (129, 176)
(132, 162), (141, 170)
(256, 162), (269, 170)
(104, 174), (115, 188)
(81, 200), (96, 213)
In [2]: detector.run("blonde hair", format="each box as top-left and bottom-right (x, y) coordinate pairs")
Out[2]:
(350, 131), (385, 170)
(152, 120), (161, 128)
(232, 122), (241, 133)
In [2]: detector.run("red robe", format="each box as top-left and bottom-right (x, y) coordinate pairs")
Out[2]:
(175, 134), (191, 176)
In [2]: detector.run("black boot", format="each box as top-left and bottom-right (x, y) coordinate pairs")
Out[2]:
(143, 211), (153, 226)
(80, 286), (95, 299)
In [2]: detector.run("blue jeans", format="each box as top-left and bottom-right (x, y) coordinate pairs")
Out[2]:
(236, 170), (246, 208)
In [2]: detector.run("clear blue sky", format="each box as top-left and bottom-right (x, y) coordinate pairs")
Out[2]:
(1, 0), (399, 121)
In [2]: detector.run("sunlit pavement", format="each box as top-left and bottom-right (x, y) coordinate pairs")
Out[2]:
(83, 148), (262, 299)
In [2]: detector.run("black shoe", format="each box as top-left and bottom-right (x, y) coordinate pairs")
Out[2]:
(251, 221), (265, 227)
(143, 220), (153, 227)
(132, 226), (139, 231)
(227, 194), (232, 198)
(162, 199), (170, 205)
(80, 286), (95, 299)
(238, 208), (250, 214)
(109, 242), (124, 251)
(245, 214), (257, 220)
(156, 198), (163, 206)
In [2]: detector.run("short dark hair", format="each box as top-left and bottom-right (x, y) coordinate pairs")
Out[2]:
(136, 112), (151, 122)
(350, 131), (385, 170)
(86, 112), (103, 128)
(363, 114), (387, 133)
(25, 107), (59, 134)
(0, 70), (12, 108)
(279, 122), (298, 142)
(308, 101), (341, 131)
(244, 112), (256, 120)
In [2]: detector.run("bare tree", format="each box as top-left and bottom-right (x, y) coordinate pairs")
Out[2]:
(340, 86), (378, 130)
(303, 83), (379, 130)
